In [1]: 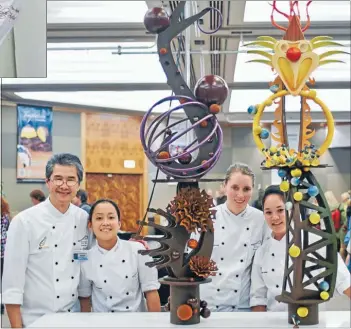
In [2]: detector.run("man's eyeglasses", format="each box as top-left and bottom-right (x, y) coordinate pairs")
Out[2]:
(50, 178), (78, 187)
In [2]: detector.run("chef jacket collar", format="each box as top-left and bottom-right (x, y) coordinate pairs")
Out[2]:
(223, 202), (249, 218)
(45, 197), (73, 218)
(270, 232), (287, 245)
(97, 237), (120, 255)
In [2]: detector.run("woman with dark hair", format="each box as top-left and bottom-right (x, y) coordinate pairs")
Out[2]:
(1, 196), (11, 314)
(78, 199), (161, 313)
(250, 185), (351, 312)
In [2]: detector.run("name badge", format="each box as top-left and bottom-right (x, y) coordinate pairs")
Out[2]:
(73, 251), (88, 261)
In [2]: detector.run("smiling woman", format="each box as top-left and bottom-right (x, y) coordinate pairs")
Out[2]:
(79, 198), (161, 313)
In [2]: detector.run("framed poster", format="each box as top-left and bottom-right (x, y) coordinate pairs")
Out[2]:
(16, 104), (53, 182)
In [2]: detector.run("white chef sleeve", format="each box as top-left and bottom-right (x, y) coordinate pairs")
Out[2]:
(78, 262), (92, 298)
(2, 215), (29, 305)
(334, 252), (351, 296)
(250, 247), (268, 307)
(136, 244), (161, 293)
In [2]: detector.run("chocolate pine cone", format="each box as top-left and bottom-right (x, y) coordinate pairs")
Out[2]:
(167, 188), (216, 234)
(189, 256), (218, 278)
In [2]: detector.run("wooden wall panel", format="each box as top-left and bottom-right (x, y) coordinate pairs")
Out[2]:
(85, 113), (145, 174)
(86, 173), (143, 233)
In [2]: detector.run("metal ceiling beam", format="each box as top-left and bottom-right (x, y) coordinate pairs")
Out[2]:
(3, 93), (350, 124)
(47, 21), (351, 43)
(3, 81), (349, 92)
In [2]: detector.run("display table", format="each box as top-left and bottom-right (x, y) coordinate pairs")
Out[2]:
(29, 311), (350, 328)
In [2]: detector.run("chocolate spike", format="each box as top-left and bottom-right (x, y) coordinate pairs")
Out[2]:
(283, 15), (305, 41)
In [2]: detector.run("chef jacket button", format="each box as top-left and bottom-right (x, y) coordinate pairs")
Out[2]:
(221, 242), (224, 245)
(122, 260), (125, 263)
(73, 242), (76, 246)
(55, 244), (58, 247)
(236, 274), (239, 278)
(272, 269), (275, 272)
(244, 244), (247, 247)
(220, 258), (224, 261)
(52, 226), (55, 229)
(104, 280), (107, 283)
(272, 253), (275, 257)
(74, 226), (77, 229)
(125, 275), (128, 279)
(222, 226), (225, 229)
(240, 259), (243, 262)
(234, 290), (238, 293)
(72, 259), (74, 262)
(126, 306), (129, 310)
(216, 306), (219, 309)
(276, 285), (279, 288)
(126, 292), (129, 295)
(57, 296), (60, 299)
(232, 306), (235, 309)
(56, 279), (59, 282)
(110, 296), (112, 299)
(55, 262), (58, 265)
(246, 227), (249, 231)
(68, 309), (71, 312)
(72, 294), (75, 297)
(219, 273), (222, 276)
(111, 310), (114, 313)
(100, 265), (103, 268)
(71, 276), (74, 279)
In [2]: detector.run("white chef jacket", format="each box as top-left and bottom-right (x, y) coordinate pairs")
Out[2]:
(78, 238), (160, 312)
(250, 234), (351, 311)
(199, 203), (270, 312)
(2, 198), (89, 327)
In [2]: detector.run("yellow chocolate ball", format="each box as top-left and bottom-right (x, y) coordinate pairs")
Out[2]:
(302, 160), (310, 166)
(270, 146), (277, 153)
(311, 158), (320, 167)
(294, 192), (303, 201)
(309, 213), (320, 225)
(265, 160), (273, 168)
(291, 169), (302, 178)
(303, 167), (310, 172)
(254, 126), (262, 135)
(280, 181), (290, 192)
(297, 307), (309, 318)
(289, 245), (301, 257)
(320, 291), (329, 300)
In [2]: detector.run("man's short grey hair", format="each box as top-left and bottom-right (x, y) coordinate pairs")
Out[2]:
(46, 153), (84, 183)
(224, 162), (255, 187)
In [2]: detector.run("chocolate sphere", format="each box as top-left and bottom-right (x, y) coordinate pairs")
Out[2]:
(194, 75), (229, 106)
(200, 307), (211, 318)
(144, 7), (170, 34)
(178, 153), (192, 165)
(200, 300), (207, 308)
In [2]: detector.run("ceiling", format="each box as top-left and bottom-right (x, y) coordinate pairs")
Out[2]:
(2, 0), (351, 123)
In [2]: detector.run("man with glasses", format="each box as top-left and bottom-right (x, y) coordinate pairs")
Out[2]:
(2, 153), (91, 327)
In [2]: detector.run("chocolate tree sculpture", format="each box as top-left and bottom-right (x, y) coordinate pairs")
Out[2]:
(246, 1), (348, 325)
(136, 2), (227, 325)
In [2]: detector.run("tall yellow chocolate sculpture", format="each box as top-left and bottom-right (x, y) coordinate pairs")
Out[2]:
(246, 1), (348, 326)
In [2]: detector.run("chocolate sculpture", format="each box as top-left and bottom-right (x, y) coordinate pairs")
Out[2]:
(135, 3), (227, 325)
(246, 1), (348, 325)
